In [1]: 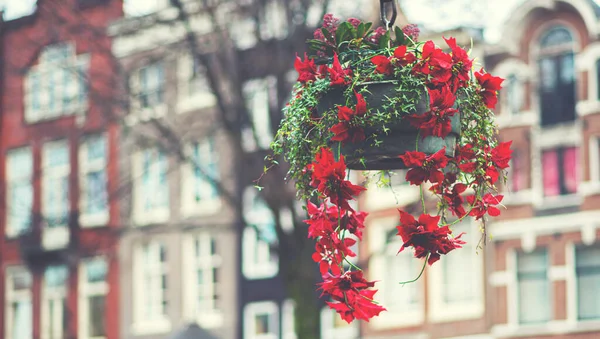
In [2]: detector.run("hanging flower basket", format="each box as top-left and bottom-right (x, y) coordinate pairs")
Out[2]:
(266, 6), (512, 324)
(315, 81), (461, 170)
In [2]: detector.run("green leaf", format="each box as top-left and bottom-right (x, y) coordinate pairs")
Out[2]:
(321, 28), (335, 43)
(378, 31), (391, 49)
(335, 22), (353, 46)
(394, 26), (406, 45)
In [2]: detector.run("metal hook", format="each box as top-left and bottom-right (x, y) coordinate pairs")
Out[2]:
(380, 0), (397, 29)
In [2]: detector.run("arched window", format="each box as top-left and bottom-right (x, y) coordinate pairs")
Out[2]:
(503, 74), (525, 115)
(537, 26), (577, 126)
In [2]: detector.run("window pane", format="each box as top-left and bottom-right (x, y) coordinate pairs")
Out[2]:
(510, 150), (525, 192)
(563, 147), (579, 194)
(44, 265), (68, 288)
(540, 27), (574, 48)
(576, 246), (600, 320)
(255, 313), (271, 334)
(542, 150), (559, 196)
(88, 295), (106, 337)
(517, 250), (550, 324)
(12, 300), (32, 339)
(85, 258), (108, 283)
(443, 229), (476, 303)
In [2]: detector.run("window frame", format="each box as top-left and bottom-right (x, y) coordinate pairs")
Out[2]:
(319, 307), (359, 339)
(4, 266), (33, 339)
(368, 217), (425, 330)
(41, 140), (71, 250)
(41, 265), (69, 339)
(574, 244), (600, 321)
(129, 61), (167, 122)
(427, 221), (485, 322)
(132, 148), (170, 225)
(515, 249), (552, 325)
(243, 301), (279, 339)
(282, 300), (297, 339)
(132, 240), (171, 335)
(5, 146), (33, 238)
(176, 52), (216, 112)
(182, 232), (223, 328)
(79, 134), (109, 227)
(242, 77), (276, 151)
(180, 138), (221, 217)
(78, 257), (109, 339)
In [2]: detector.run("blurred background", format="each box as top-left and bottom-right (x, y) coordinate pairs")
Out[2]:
(0, 0), (599, 339)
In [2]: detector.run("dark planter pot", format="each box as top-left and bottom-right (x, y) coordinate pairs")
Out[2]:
(316, 81), (461, 170)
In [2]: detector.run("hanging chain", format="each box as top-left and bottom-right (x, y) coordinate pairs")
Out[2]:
(379, 0), (397, 29)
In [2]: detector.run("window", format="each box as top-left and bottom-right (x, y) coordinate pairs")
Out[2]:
(542, 147), (579, 197)
(42, 140), (70, 228)
(137, 62), (164, 109)
(242, 189), (278, 280)
(177, 53), (216, 110)
(41, 265), (68, 339)
(230, 16), (258, 49)
(181, 138), (220, 216)
(591, 137), (600, 183)
(79, 258), (108, 339)
(516, 249), (550, 324)
(243, 302), (278, 339)
(4, 267), (32, 339)
(259, 1), (288, 40)
(25, 43), (88, 122)
(369, 221), (424, 328)
(184, 233), (222, 328)
(575, 246), (600, 320)
(133, 148), (169, 224)
(509, 150), (526, 193)
(243, 78), (276, 150)
(537, 26), (576, 126)
(134, 241), (170, 331)
(124, 0), (168, 16)
(596, 59), (600, 100)
(282, 300), (297, 339)
(6, 147), (33, 237)
(79, 135), (108, 227)
(320, 307), (359, 339)
(503, 74), (525, 115)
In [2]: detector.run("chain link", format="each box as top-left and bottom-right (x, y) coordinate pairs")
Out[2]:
(379, 0), (397, 29)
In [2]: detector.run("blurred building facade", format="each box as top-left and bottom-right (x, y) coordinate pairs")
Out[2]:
(0, 1), (124, 339)
(358, 1), (600, 339)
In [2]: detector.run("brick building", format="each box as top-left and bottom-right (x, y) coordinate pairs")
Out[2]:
(357, 0), (600, 339)
(0, 1), (123, 339)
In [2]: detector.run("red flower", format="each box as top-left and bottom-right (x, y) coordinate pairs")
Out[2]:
(305, 202), (338, 239)
(475, 68), (504, 109)
(371, 46), (416, 76)
(341, 209), (368, 240)
(414, 41), (452, 85)
(320, 271), (385, 323)
(396, 210), (465, 265)
(399, 148), (449, 185)
(491, 141), (513, 169)
(313, 233), (356, 275)
(444, 37), (473, 90)
(444, 183), (468, 218)
(309, 148), (365, 210)
(467, 193), (504, 220)
(367, 26), (387, 44)
(328, 53), (353, 86)
(407, 86), (458, 138)
(294, 53), (319, 83)
(331, 92), (368, 144)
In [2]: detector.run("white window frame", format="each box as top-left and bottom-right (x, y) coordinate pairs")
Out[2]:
(78, 257), (109, 339)
(182, 232), (223, 328)
(176, 52), (216, 112)
(129, 62), (167, 123)
(580, 134), (600, 196)
(42, 139), (70, 250)
(79, 134), (109, 227)
(428, 221), (485, 323)
(242, 188), (278, 280)
(5, 147), (33, 238)
(319, 307), (359, 339)
(132, 240), (171, 335)
(243, 301), (279, 339)
(242, 77), (276, 150)
(503, 151), (534, 206)
(41, 265), (68, 339)
(180, 139), (221, 217)
(4, 266), (33, 339)
(368, 216), (424, 330)
(514, 248), (552, 326)
(132, 148), (170, 225)
(282, 300), (297, 339)
(492, 58), (536, 128)
(574, 41), (600, 116)
(24, 43), (89, 123)
(363, 170), (420, 211)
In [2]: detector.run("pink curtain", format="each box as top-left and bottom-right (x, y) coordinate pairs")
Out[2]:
(563, 147), (579, 194)
(542, 150), (559, 196)
(511, 153), (524, 192)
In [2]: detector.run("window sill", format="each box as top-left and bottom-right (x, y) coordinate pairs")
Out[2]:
(42, 226), (69, 250)
(576, 100), (600, 117)
(495, 111), (537, 128)
(131, 318), (171, 336)
(181, 198), (222, 218)
(364, 185), (420, 210)
(177, 94), (216, 113)
(134, 208), (170, 226)
(79, 213), (109, 228)
(535, 194), (582, 210)
(428, 302), (484, 323)
(195, 312), (224, 329)
(243, 263), (279, 280)
(369, 310), (424, 330)
(25, 108), (85, 125)
(579, 181), (600, 197)
(492, 320), (600, 338)
(502, 189), (533, 206)
(125, 104), (167, 125)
